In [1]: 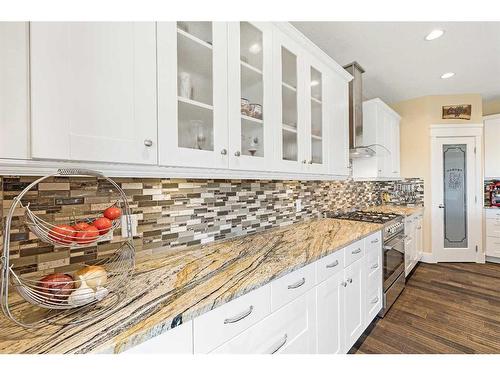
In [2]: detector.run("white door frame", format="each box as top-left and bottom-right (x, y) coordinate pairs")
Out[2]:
(430, 124), (484, 263)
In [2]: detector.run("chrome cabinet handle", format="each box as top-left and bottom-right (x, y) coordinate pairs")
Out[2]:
(352, 248), (362, 254)
(302, 159), (307, 164)
(144, 139), (153, 147)
(223, 305), (254, 324)
(287, 277), (306, 289)
(308, 160), (313, 164)
(438, 204), (445, 208)
(371, 238), (379, 244)
(326, 260), (339, 268)
(371, 296), (379, 304)
(370, 263), (379, 270)
(220, 148), (227, 155)
(347, 277), (353, 284)
(341, 281), (347, 287)
(234, 151), (241, 157)
(269, 334), (288, 354)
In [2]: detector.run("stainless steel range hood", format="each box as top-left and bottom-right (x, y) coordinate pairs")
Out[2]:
(343, 62), (376, 159)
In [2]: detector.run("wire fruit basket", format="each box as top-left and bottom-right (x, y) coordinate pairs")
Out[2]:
(0, 169), (135, 328)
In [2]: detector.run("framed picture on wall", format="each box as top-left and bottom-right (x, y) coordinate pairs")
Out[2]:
(442, 104), (472, 120)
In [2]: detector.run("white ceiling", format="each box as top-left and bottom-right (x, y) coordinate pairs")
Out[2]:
(292, 22), (500, 104)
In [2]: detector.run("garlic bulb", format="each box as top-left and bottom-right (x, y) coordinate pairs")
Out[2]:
(68, 277), (95, 307)
(94, 286), (109, 301)
(74, 265), (107, 289)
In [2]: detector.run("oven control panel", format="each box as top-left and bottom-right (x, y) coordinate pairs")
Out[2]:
(385, 221), (404, 237)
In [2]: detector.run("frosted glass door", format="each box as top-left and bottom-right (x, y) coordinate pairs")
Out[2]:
(157, 22), (228, 169)
(228, 22), (273, 171)
(281, 46), (299, 162)
(443, 144), (468, 248)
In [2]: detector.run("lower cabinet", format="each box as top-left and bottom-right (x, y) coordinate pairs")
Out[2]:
(124, 230), (383, 354)
(405, 212), (423, 276)
(343, 259), (366, 350)
(315, 272), (345, 354)
(211, 289), (316, 354)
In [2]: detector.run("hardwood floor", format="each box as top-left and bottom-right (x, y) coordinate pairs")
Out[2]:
(352, 262), (500, 354)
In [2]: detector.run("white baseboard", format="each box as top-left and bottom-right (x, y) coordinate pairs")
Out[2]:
(420, 252), (436, 263)
(486, 256), (500, 264)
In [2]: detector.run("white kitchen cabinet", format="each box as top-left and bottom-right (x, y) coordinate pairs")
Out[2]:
(211, 289), (316, 354)
(364, 233), (383, 324)
(157, 22), (229, 169)
(315, 271), (345, 354)
(30, 22), (158, 164)
(484, 116), (500, 178)
(415, 213), (424, 261)
(485, 208), (500, 258)
(0, 22), (29, 159)
(343, 258), (366, 349)
(124, 321), (193, 354)
(226, 22), (275, 171)
(405, 213), (421, 276)
(352, 98), (401, 180)
(274, 30), (307, 173)
(329, 72), (350, 176)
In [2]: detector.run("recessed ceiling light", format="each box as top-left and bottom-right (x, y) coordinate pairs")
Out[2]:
(425, 29), (445, 41)
(441, 72), (455, 79)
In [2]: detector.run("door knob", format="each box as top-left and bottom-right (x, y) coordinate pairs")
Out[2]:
(234, 151), (241, 157)
(144, 139), (153, 147)
(220, 148), (227, 155)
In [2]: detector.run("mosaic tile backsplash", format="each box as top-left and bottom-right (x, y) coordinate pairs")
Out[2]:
(0, 176), (423, 277)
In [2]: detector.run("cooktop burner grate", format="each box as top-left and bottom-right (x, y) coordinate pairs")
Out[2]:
(328, 210), (401, 224)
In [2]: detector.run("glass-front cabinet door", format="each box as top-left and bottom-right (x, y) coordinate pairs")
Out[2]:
(157, 22), (229, 168)
(275, 31), (305, 172)
(227, 22), (273, 171)
(305, 60), (329, 174)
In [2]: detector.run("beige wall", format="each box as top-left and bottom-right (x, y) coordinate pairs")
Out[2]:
(390, 94), (483, 254)
(483, 99), (500, 116)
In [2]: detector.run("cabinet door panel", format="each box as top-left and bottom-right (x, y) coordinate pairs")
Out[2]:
(31, 22), (157, 164)
(316, 272), (345, 354)
(227, 22), (274, 171)
(157, 22), (228, 169)
(344, 259), (366, 350)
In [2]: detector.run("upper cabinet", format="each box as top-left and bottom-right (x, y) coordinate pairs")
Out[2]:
(30, 22), (158, 164)
(227, 22), (274, 171)
(2, 22), (352, 179)
(157, 22), (229, 169)
(484, 115), (500, 178)
(352, 98), (401, 180)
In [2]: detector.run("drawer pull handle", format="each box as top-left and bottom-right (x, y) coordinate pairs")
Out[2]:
(341, 281), (347, 287)
(347, 277), (353, 284)
(287, 277), (306, 289)
(326, 260), (339, 268)
(269, 334), (288, 354)
(223, 305), (254, 324)
(352, 248), (362, 255)
(371, 238), (379, 244)
(370, 263), (379, 270)
(371, 296), (379, 304)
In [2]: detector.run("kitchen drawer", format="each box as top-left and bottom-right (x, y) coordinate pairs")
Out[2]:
(366, 259), (382, 290)
(271, 263), (316, 312)
(485, 208), (500, 220)
(366, 249), (382, 279)
(211, 289), (316, 354)
(315, 249), (344, 284)
(193, 284), (271, 353)
(364, 231), (382, 255)
(486, 219), (500, 238)
(344, 239), (365, 267)
(366, 283), (382, 324)
(486, 236), (500, 257)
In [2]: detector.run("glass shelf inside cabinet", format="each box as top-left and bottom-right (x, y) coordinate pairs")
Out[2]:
(240, 22), (264, 158)
(310, 67), (323, 164)
(176, 21), (214, 151)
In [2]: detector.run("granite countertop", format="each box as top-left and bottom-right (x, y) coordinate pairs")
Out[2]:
(0, 218), (382, 354)
(366, 204), (424, 217)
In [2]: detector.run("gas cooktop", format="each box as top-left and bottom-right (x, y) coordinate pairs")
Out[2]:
(326, 210), (401, 224)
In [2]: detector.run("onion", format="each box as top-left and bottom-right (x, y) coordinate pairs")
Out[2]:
(68, 277), (95, 307)
(74, 265), (107, 289)
(38, 273), (74, 301)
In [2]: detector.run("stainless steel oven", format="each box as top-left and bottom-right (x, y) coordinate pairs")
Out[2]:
(379, 217), (405, 317)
